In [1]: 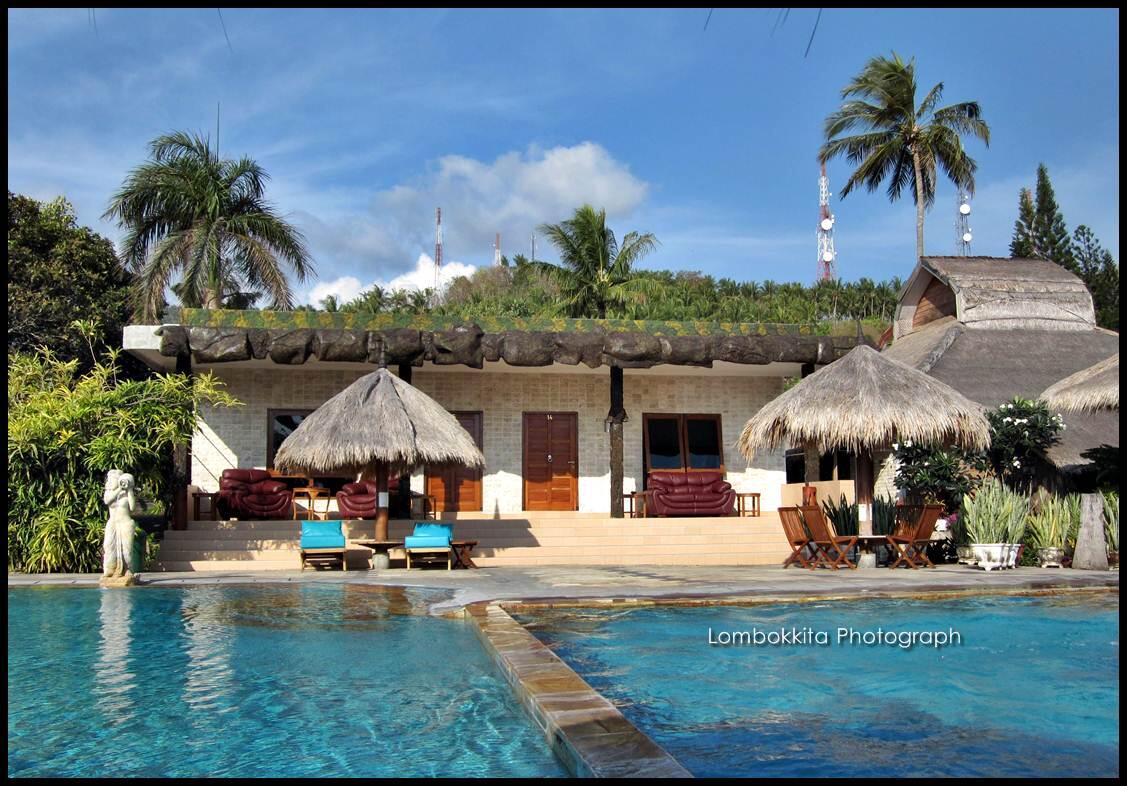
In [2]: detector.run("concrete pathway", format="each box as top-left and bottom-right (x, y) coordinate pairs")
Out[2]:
(9, 565), (1118, 614)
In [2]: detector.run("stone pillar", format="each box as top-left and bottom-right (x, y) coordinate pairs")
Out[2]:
(608, 366), (626, 519)
(1072, 493), (1109, 570)
(171, 352), (192, 531)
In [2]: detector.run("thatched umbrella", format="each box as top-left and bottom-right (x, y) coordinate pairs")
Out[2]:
(737, 345), (990, 534)
(1041, 353), (1119, 413)
(274, 367), (484, 540)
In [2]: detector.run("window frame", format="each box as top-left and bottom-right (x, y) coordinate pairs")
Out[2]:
(266, 408), (313, 469)
(642, 413), (725, 477)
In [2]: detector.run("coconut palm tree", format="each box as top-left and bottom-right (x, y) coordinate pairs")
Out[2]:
(819, 52), (990, 261)
(104, 131), (313, 321)
(535, 205), (660, 319)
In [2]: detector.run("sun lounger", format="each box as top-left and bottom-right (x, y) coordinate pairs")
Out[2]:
(887, 504), (944, 569)
(403, 522), (453, 570)
(300, 520), (346, 570)
(800, 505), (858, 569)
(778, 507), (816, 569)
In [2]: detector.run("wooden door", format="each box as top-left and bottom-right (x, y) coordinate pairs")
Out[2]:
(523, 412), (578, 511)
(426, 412), (483, 512)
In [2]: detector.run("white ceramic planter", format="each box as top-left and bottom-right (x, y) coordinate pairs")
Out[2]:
(1038, 547), (1064, 568)
(1005, 543), (1018, 568)
(971, 543), (1007, 571)
(956, 545), (976, 565)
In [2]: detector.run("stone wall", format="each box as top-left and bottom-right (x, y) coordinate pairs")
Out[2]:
(193, 366), (788, 513)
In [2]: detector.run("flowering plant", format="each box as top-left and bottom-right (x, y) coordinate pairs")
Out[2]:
(986, 397), (1063, 490)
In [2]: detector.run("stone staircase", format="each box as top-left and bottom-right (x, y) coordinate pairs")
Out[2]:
(155, 513), (791, 572)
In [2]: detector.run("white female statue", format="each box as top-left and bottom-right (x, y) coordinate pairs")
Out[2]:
(101, 470), (139, 585)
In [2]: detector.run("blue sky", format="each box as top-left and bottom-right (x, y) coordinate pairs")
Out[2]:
(7, 8), (1120, 305)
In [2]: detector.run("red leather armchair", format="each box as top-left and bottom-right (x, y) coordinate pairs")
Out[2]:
(217, 469), (293, 520)
(336, 477), (401, 519)
(646, 471), (735, 517)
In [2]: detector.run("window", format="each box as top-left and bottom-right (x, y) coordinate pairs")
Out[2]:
(266, 409), (311, 469)
(643, 414), (724, 477)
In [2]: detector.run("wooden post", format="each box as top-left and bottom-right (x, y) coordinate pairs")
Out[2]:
(396, 362), (413, 519)
(375, 464), (390, 541)
(799, 364), (820, 490)
(609, 366), (626, 519)
(171, 352), (192, 530)
(855, 449), (874, 537)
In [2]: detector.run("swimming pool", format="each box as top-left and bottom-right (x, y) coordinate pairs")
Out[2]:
(518, 594), (1119, 778)
(7, 585), (567, 778)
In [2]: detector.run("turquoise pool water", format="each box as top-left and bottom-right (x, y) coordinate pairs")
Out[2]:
(519, 594), (1119, 778)
(7, 586), (566, 778)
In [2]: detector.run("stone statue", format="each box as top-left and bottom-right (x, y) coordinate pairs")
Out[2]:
(101, 470), (139, 587)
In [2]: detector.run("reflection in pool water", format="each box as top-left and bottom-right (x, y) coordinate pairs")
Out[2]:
(518, 593), (1119, 778)
(8, 585), (566, 778)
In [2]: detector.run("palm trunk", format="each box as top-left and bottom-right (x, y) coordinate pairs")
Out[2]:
(204, 289), (223, 310)
(912, 146), (926, 261)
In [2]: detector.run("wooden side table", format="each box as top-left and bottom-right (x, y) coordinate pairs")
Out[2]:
(624, 492), (648, 518)
(735, 492), (761, 517)
(293, 486), (331, 520)
(192, 491), (219, 521)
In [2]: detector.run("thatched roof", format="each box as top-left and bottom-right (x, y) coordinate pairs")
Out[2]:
(273, 368), (484, 476)
(894, 257), (1095, 339)
(737, 345), (990, 459)
(1042, 353), (1119, 413)
(885, 320), (1120, 470)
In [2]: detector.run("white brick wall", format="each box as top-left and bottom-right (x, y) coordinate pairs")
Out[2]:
(193, 366), (788, 512)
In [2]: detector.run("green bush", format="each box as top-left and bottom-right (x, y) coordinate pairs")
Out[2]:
(986, 397), (1063, 490)
(7, 335), (239, 573)
(821, 494), (859, 536)
(962, 479), (1029, 544)
(893, 440), (985, 513)
(1104, 492), (1119, 553)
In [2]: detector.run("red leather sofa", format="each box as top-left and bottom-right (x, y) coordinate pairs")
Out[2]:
(336, 477), (402, 519)
(646, 471), (735, 517)
(216, 469), (293, 520)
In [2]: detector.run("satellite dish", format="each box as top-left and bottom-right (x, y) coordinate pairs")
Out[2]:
(822, 251), (834, 263)
(820, 218), (834, 231)
(959, 203), (971, 215)
(962, 232), (973, 243)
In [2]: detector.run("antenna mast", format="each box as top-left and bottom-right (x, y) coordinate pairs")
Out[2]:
(816, 163), (837, 281)
(433, 207), (443, 302)
(494, 232), (502, 266)
(956, 192), (972, 256)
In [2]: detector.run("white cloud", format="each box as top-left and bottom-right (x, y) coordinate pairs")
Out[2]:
(304, 255), (478, 305)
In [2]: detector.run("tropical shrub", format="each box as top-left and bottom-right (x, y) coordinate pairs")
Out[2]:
(893, 440), (985, 513)
(8, 331), (239, 572)
(962, 479), (1029, 544)
(1104, 492), (1119, 554)
(986, 397), (1063, 490)
(1025, 493), (1079, 551)
(872, 496), (899, 536)
(821, 494), (859, 537)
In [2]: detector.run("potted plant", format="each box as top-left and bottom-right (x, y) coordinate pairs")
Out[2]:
(963, 480), (1028, 571)
(1026, 494), (1071, 568)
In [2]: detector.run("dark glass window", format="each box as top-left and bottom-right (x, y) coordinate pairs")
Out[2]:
(646, 418), (683, 469)
(686, 418), (721, 469)
(643, 414), (724, 477)
(267, 409), (311, 468)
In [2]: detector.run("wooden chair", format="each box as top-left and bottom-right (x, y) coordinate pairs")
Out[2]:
(887, 504), (944, 569)
(800, 505), (858, 569)
(778, 507), (816, 569)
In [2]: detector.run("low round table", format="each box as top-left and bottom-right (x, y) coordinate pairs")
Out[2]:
(353, 540), (403, 571)
(854, 535), (889, 569)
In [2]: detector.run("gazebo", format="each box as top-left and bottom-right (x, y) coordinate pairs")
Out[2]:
(1041, 353), (1119, 414)
(737, 345), (991, 535)
(274, 367), (484, 541)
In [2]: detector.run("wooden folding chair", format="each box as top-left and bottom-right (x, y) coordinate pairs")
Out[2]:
(887, 504), (943, 569)
(800, 505), (858, 569)
(778, 507), (816, 569)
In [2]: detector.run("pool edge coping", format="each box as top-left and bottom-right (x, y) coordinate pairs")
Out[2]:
(465, 600), (693, 779)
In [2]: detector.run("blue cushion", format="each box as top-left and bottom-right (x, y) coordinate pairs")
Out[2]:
(404, 522), (453, 550)
(301, 520), (345, 549)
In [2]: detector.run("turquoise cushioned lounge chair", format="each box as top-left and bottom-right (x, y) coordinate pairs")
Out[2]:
(300, 520), (346, 570)
(403, 522), (453, 570)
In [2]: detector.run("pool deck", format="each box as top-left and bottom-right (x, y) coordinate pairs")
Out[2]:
(9, 565), (1118, 615)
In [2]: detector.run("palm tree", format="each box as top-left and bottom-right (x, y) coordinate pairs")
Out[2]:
(819, 52), (990, 261)
(104, 131), (313, 320)
(535, 205), (660, 318)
